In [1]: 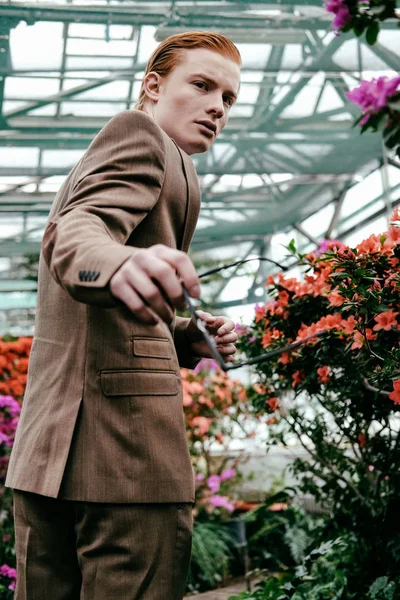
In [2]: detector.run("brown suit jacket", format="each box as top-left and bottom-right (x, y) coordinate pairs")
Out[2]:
(6, 110), (201, 503)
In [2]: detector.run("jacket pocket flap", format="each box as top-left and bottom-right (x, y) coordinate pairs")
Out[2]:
(100, 370), (178, 396)
(132, 337), (171, 359)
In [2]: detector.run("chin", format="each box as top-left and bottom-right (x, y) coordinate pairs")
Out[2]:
(186, 139), (212, 155)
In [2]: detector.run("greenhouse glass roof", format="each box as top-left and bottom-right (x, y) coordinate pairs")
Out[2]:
(0, 0), (399, 320)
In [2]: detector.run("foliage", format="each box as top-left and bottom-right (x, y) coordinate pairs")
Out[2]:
(229, 536), (355, 600)
(187, 521), (236, 594)
(345, 77), (400, 158)
(325, 0), (399, 42)
(237, 212), (400, 597)
(182, 361), (266, 521)
(241, 490), (319, 573)
(0, 335), (32, 597)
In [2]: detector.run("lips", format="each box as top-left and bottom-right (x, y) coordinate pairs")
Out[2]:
(196, 120), (217, 135)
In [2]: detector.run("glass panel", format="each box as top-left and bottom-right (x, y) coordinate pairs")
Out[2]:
(10, 22), (63, 70)
(5, 77), (60, 99)
(0, 148), (39, 168)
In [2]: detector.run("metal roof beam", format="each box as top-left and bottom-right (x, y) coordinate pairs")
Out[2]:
(4, 65), (146, 119)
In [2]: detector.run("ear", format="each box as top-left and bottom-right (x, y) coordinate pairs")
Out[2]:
(142, 71), (164, 104)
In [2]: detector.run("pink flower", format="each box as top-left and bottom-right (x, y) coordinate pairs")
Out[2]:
(195, 473), (205, 482)
(220, 468), (236, 481)
(346, 76), (400, 124)
(209, 495), (235, 512)
(207, 474), (221, 493)
(0, 395), (21, 417)
(325, 0), (351, 29)
(0, 564), (17, 589)
(194, 358), (219, 373)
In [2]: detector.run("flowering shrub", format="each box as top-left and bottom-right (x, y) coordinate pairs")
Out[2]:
(237, 210), (400, 597)
(0, 336), (32, 598)
(325, 0), (398, 42)
(182, 359), (265, 521)
(345, 75), (400, 157)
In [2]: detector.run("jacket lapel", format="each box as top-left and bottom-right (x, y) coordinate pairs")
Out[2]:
(172, 141), (201, 252)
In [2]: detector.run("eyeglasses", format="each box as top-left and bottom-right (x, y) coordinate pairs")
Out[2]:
(182, 257), (325, 372)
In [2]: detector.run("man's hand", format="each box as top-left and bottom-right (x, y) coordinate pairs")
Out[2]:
(109, 245), (200, 324)
(186, 310), (238, 362)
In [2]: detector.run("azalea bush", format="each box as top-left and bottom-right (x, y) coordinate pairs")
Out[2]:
(235, 210), (400, 598)
(0, 336), (32, 597)
(183, 361), (268, 593)
(325, 0), (398, 42)
(182, 360), (265, 522)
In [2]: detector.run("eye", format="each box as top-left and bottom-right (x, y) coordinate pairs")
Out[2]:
(223, 96), (234, 107)
(194, 81), (208, 90)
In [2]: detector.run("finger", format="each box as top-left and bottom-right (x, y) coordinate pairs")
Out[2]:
(217, 319), (236, 335)
(124, 267), (174, 324)
(216, 343), (237, 356)
(215, 332), (238, 345)
(196, 311), (214, 322)
(152, 246), (200, 297)
(139, 256), (187, 312)
(224, 354), (236, 363)
(111, 283), (158, 324)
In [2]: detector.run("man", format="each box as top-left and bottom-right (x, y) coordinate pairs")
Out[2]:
(6, 31), (242, 599)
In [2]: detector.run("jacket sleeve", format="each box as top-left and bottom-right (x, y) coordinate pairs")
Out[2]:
(173, 316), (202, 370)
(42, 110), (166, 307)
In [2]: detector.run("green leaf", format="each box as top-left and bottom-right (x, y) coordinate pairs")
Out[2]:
(365, 20), (380, 45)
(353, 19), (366, 36)
(387, 101), (400, 112)
(287, 239), (297, 254)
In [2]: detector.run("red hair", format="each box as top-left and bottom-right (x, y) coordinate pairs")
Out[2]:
(136, 31), (241, 110)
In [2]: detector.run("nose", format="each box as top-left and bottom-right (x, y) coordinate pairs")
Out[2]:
(207, 93), (225, 119)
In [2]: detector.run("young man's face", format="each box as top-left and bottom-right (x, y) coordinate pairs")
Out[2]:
(144, 48), (241, 155)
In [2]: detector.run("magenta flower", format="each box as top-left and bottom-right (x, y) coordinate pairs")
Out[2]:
(194, 358), (219, 373)
(220, 468), (236, 481)
(0, 564), (17, 590)
(0, 395), (21, 417)
(209, 495), (235, 512)
(346, 76), (400, 124)
(316, 239), (343, 255)
(325, 0), (351, 29)
(207, 474), (221, 493)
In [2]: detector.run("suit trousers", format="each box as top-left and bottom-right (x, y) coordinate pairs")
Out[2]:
(13, 490), (193, 600)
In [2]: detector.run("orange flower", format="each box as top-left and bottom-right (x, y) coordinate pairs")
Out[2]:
(389, 380), (400, 405)
(317, 366), (331, 383)
(277, 290), (289, 307)
(266, 416), (276, 425)
(292, 370), (304, 388)
(271, 329), (282, 340)
(189, 381), (204, 394)
(254, 384), (266, 395)
(192, 416), (212, 436)
(255, 305), (267, 323)
(386, 225), (400, 245)
(266, 274), (275, 286)
(328, 290), (346, 307)
(261, 331), (272, 348)
(183, 392), (193, 406)
(266, 397), (279, 411)
(278, 352), (291, 365)
(357, 234), (381, 255)
(373, 309), (399, 332)
(340, 316), (358, 335)
(351, 331), (364, 350)
(365, 328), (378, 341)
